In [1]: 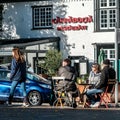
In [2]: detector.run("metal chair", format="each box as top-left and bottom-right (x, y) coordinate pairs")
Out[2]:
(52, 77), (77, 107)
(52, 77), (69, 107)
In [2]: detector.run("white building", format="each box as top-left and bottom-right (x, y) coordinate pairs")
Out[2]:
(0, 0), (119, 77)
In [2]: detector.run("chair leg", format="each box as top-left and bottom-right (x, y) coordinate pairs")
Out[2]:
(59, 98), (63, 107)
(99, 93), (108, 108)
(54, 91), (64, 107)
(83, 95), (87, 108)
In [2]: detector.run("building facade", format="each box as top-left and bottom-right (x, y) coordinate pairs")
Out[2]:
(0, 0), (120, 78)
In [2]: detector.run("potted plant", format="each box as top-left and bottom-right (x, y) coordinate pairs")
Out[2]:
(39, 49), (62, 77)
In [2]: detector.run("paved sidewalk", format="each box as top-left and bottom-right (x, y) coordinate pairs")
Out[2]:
(1, 102), (120, 110)
(0, 103), (120, 120)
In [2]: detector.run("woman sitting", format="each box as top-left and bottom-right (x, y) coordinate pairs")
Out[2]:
(85, 63), (101, 107)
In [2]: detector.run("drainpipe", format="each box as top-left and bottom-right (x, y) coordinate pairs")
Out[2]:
(114, 24), (119, 106)
(36, 52), (39, 74)
(92, 43), (97, 62)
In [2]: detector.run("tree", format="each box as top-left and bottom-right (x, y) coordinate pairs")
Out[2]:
(39, 49), (62, 76)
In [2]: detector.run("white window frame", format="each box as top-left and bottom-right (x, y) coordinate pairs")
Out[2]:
(100, 0), (116, 8)
(100, 9), (116, 29)
(99, 0), (117, 30)
(103, 48), (115, 67)
(103, 49), (115, 60)
(33, 5), (53, 29)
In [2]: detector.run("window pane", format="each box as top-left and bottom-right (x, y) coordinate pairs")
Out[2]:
(0, 5), (3, 30)
(110, 50), (115, 58)
(104, 49), (115, 60)
(33, 6), (52, 29)
(100, 0), (107, 7)
(109, 9), (116, 27)
(110, 60), (115, 68)
(109, 0), (116, 6)
(104, 50), (108, 59)
(34, 8), (40, 27)
(100, 10), (108, 28)
(96, 0), (117, 31)
(100, 0), (116, 7)
(100, 8), (116, 29)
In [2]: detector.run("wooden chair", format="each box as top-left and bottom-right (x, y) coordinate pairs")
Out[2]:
(99, 79), (116, 108)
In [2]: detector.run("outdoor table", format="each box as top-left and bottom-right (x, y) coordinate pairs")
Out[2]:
(76, 83), (93, 107)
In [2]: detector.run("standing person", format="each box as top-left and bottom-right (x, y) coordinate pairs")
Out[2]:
(7, 48), (29, 107)
(86, 59), (116, 107)
(88, 63), (101, 85)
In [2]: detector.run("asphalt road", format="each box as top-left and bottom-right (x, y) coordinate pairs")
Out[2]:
(0, 103), (120, 120)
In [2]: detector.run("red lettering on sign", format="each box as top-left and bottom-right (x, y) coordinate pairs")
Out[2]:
(53, 15), (92, 31)
(57, 25), (88, 31)
(52, 15), (93, 24)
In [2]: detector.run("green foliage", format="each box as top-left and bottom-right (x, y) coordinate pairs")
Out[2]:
(39, 49), (62, 76)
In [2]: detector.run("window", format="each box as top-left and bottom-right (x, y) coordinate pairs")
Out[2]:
(100, 0), (116, 7)
(0, 5), (3, 31)
(103, 49), (115, 67)
(32, 5), (53, 29)
(104, 49), (115, 59)
(100, 9), (116, 29)
(94, 0), (118, 31)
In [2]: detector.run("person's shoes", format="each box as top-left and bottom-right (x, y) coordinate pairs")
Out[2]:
(90, 102), (100, 108)
(22, 102), (29, 107)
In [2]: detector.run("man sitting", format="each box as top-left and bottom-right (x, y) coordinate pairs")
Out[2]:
(85, 59), (116, 107)
(57, 58), (78, 108)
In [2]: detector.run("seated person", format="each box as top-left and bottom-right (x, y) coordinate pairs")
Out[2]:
(88, 63), (101, 86)
(58, 59), (76, 91)
(57, 58), (78, 107)
(86, 59), (116, 107)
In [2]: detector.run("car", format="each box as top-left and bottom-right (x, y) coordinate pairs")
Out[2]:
(0, 69), (52, 106)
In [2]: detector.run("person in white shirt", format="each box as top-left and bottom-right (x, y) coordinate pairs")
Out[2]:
(88, 63), (101, 86)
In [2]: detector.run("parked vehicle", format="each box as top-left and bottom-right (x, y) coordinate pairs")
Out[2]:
(0, 69), (52, 106)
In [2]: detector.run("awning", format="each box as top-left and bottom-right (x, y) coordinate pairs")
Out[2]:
(0, 37), (60, 48)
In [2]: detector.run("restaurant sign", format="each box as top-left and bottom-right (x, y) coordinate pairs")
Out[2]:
(52, 15), (93, 31)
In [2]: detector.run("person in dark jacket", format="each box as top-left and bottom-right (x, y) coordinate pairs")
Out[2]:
(7, 48), (29, 107)
(57, 58), (77, 92)
(86, 59), (116, 107)
(57, 58), (78, 108)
